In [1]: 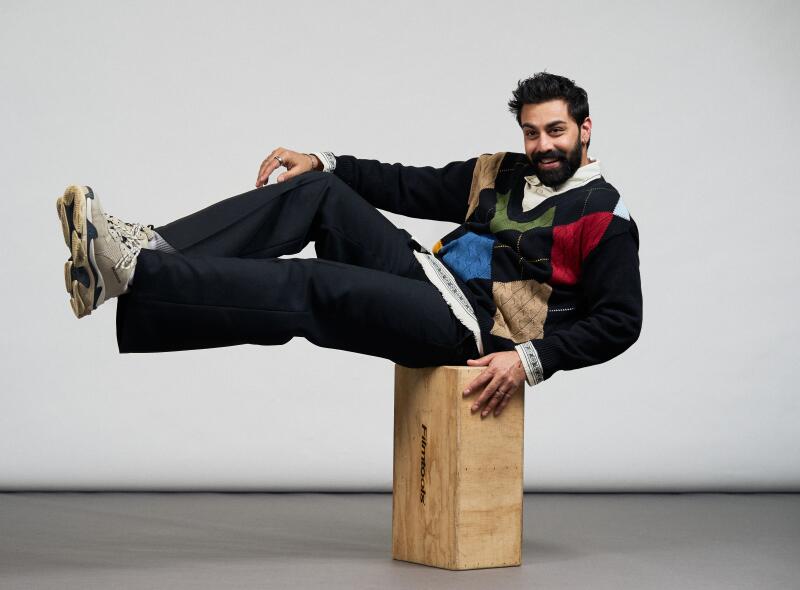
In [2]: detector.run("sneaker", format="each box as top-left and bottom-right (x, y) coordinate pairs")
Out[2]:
(56, 185), (155, 318)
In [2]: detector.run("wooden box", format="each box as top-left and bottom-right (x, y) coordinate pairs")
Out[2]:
(392, 364), (524, 570)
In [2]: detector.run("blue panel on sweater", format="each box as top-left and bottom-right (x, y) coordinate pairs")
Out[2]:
(440, 232), (494, 281)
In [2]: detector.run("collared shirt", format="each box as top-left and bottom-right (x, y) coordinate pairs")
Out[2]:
(522, 159), (603, 212)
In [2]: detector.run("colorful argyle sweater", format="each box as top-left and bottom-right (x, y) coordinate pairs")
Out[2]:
(329, 151), (642, 386)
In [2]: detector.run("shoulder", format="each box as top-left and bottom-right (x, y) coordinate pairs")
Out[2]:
(568, 178), (619, 210)
(471, 151), (528, 191)
(559, 178), (639, 246)
(570, 178), (634, 222)
(473, 151), (529, 171)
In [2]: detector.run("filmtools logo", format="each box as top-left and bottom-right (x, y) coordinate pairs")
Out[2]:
(420, 424), (428, 505)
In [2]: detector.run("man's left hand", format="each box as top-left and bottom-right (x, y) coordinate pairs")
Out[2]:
(462, 351), (527, 418)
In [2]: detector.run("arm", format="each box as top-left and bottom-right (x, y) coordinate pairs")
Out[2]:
(331, 154), (478, 223)
(515, 225), (643, 385)
(261, 149), (477, 223)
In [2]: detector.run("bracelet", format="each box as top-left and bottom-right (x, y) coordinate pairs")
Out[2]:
(306, 153), (318, 171)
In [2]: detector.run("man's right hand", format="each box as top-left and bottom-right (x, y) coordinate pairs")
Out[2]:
(255, 148), (320, 188)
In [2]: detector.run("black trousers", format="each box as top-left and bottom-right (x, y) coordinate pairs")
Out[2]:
(115, 171), (480, 368)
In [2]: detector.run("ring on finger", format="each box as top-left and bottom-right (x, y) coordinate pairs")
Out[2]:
(274, 155), (284, 165)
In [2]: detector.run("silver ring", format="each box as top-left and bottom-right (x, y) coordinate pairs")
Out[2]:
(274, 155), (284, 165)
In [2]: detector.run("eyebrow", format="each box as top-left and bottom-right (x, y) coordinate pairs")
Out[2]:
(521, 120), (569, 130)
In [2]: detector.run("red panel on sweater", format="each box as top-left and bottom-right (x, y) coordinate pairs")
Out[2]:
(550, 212), (613, 285)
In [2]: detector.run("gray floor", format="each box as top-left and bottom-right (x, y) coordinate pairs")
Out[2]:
(0, 493), (798, 589)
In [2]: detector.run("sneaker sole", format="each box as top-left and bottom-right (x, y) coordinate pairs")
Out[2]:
(56, 185), (102, 318)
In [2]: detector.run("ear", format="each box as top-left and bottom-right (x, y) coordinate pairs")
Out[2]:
(580, 116), (592, 145)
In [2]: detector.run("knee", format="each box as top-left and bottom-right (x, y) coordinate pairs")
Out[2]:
(300, 170), (329, 181)
(269, 169), (331, 190)
(304, 170), (349, 191)
(304, 171), (353, 206)
(298, 170), (338, 185)
(284, 170), (346, 194)
(276, 170), (351, 210)
(265, 170), (340, 203)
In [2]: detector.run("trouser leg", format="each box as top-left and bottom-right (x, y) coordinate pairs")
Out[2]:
(116, 171), (479, 364)
(116, 249), (478, 367)
(152, 171), (426, 280)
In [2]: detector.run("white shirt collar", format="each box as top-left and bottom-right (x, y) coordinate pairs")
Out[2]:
(524, 159), (603, 196)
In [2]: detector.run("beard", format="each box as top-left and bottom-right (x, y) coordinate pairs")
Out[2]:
(530, 136), (583, 188)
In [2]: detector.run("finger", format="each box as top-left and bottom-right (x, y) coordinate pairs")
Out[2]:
(263, 150), (287, 184)
(487, 384), (515, 417)
(494, 392), (513, 417)
(257, 148), (285, 187)
(256, 155), (275, 187)
(481, 380), (509, 417)
(466, 353), (494, 366)
(277, 153), (304, 183)
(470, 374), (503, 414)
(464, 368), (495, 402)
(256, 149), (278, 187)
(463, 356), (496, 396)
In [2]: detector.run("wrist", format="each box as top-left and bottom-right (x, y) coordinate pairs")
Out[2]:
(514, 342), (543, 386)
(306, 153), (322, 171)
(311, 151), (337, 173)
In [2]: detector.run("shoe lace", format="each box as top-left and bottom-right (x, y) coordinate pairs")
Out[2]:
(105, 214), (152, 270)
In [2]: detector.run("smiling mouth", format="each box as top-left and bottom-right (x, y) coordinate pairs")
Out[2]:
(538, 158), (561, 169)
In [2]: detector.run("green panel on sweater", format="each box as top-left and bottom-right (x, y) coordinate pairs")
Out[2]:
(489, 189), (555, 233)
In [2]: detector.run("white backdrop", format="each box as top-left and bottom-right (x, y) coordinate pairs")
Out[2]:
(1, 0), (798, 491)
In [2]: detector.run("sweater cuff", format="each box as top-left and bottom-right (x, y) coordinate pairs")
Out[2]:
(311, 151), (336, 173)
(515, 341), (544, 386)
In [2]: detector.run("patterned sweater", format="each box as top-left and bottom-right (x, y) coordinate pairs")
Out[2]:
(319, 151), (642, 386)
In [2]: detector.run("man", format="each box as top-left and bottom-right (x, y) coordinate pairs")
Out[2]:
(55, 72), (642, 419)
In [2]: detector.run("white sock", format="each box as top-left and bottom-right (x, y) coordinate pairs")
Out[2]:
(149, 231), (179, 254)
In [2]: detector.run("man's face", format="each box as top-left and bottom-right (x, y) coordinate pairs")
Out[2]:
(521, 99), (591, 188)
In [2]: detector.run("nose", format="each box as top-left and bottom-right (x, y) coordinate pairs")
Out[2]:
(535, 135), (555, 154)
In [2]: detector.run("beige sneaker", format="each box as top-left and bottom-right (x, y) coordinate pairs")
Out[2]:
(56, 185), (155, 318)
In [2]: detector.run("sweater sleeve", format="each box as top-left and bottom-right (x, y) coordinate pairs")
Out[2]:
(515, 224), (643, 385)
(331, 154), (478, 223)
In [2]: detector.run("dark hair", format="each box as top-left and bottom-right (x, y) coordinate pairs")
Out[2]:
(508, 72), (590, 145)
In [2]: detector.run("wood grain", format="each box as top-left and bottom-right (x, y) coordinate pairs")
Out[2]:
(392, 365), (524, 570)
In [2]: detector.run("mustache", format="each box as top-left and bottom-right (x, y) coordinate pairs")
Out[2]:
(531, 150), (566, 164)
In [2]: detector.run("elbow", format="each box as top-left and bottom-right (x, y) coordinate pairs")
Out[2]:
(604, 307), (642, 359)
(619, 309), (642, 355)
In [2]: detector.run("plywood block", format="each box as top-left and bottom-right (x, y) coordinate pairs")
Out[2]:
(392, 364), (524, 570)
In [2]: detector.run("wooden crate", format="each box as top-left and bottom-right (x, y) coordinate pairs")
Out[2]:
(392, 364), (524, 570)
